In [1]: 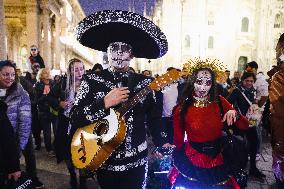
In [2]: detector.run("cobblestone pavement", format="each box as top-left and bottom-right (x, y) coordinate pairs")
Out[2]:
(20, 138), (277, 189)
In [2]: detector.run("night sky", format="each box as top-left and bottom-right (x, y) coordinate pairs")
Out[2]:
(79, 0), (156, 16)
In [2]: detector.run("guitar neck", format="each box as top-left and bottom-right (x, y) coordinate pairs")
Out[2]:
(117, 87), (151, 116)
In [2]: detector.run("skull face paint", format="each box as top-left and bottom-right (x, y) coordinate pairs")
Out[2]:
(194, 70), (212, 98)
(107, 42), (133, 72)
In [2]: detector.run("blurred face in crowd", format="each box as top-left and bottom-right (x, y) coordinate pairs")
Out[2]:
(194, 69), (212, 98)
(143, 70), (151, 77)
(32, 62), (40, 74)
(233, 71), (240, 79)
(0, 66), (16, 89)
(107, 42), (133, 72)
(242, 76), (255, 89)
(16, 69), (22, 77)
(225, 71), (230, 78)
(30, 46), (39, 57)
(40, 69), (51, 85)
(246, 66), (257, 74)
(72, 61), (85, 81)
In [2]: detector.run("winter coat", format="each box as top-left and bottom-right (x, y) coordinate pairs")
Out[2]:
(4, 83), (32, 150)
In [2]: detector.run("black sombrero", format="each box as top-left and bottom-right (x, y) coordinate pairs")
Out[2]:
(75, 10), (168, 59)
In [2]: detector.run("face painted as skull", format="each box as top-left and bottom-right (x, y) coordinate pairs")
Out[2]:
(194, 70), (212, 98)
(107, 42), (133, 72)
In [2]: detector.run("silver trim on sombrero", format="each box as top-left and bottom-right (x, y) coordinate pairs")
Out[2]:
(75, 10), (168, 58)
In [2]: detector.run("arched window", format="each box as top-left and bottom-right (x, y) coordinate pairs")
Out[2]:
(208, 36), (214, 49)
(274, 13), (282, 28)
(241, 17), (249, 32)
(185, 35), (190, 48)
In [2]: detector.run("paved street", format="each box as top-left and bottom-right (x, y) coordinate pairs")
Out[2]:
(21, 137), (277, 189)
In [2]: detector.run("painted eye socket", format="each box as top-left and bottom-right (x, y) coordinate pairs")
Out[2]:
(206, 80), (212, 86)
(196, 79), (202, 85)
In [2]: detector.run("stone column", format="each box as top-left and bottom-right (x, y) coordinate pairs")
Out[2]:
(0, 0), (7, 59)
(54, 16), (61, 69)
(42, 6), (51, 68)
(25, 0), (39, 50)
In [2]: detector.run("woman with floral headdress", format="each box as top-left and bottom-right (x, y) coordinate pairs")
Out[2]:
(168, 58), (249, 189)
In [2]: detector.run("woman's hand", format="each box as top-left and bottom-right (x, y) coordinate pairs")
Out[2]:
(222, 110), (237, 126)
(104, 87), (130, 109)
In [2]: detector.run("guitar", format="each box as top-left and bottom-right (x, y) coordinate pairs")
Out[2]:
(71, 69), (181, 171)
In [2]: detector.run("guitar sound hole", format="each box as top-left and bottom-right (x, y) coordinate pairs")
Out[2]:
(94, 120), (109, 136)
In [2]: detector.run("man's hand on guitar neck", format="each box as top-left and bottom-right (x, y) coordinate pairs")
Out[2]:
(104, 87), (130, 109)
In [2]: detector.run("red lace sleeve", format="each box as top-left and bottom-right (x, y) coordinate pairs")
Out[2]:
(173, 106), (185, 149)
(220, 96), (249, 130)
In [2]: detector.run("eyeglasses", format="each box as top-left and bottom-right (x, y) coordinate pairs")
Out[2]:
(109, 42), (132, 52)
(31, 48), (37, 51)
(0, 72), (16, 79)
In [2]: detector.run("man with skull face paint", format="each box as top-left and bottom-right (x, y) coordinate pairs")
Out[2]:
(69, 10), (171, 189)
(168, 59), (249, 189)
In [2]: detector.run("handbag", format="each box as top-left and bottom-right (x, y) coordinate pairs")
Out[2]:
(238, 89), (263, 127)
(217, 96), (248, 187)
(5, 171), (35, 189)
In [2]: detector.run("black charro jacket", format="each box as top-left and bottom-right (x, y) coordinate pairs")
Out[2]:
(70, 69), (167, 171)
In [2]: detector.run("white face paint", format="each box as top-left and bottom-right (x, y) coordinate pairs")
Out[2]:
(107, 42), (133, 72)
(194, 70), (212, 98)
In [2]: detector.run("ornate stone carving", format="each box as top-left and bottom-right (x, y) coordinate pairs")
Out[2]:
(4, 6), (26, 15)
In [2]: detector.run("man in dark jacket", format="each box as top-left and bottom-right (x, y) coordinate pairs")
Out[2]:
(0, 100), (21, 187)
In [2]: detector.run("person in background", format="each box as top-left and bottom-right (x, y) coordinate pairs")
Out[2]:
(216, 71), (230, 97)
(25, 59), (42, 150)
(0, 99), (21, 188)
(27, 45), (45, 73)
(270, 32), (284, 189)
(161, 67), (183, 144)
(53, 58), (87, 189)
(54, 75), (61, 84)
(231, 71), (241, 85)
(35, 68), (57, 156)
(142, 69), (152, 77)
(225, 70), (232, 89)
(227, 71), (266, 182)
(0, 60), (44, 188)
(92, 63), (104, 74)
(245, 61), (268, 108)
(128, 67), (136, 73)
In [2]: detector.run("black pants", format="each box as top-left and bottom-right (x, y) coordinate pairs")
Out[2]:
(38, 115), (57, 152)
(245, 127), (258, 169)
(23, 135), (38, 180)
(0, 172), (5, 188)
(96, 165), (147, 189)
(31, 106), (41, 147)
(162, 117), (173, 144)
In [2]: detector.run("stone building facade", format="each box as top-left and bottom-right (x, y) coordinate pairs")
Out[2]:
(1, 0), (98, 72)
(136, 0), (284, 76)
